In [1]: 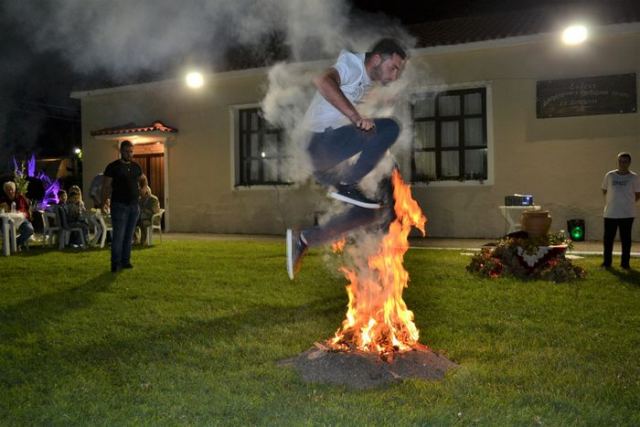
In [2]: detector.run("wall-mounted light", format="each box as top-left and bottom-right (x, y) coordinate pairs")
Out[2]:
(562, 24), (588, 45)
(185, 71), (204, 88)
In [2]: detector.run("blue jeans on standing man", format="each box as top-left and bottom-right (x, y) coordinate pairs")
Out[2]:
(302, 117), (400, 247)
(110, 201), (140, 269)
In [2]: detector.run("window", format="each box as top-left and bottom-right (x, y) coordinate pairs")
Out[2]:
(411, 88), (487, 182)
(236, 107), (290, 186)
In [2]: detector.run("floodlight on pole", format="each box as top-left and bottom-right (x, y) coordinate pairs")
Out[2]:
(185, 71), (204, 88)
(562, 24), (588, 45)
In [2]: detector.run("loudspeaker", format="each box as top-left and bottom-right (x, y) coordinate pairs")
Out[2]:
(567, 219), (585, 241)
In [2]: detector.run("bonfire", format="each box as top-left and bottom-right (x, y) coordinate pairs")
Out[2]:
(328, 169), (427, 360)
(282, 170), (457, 387)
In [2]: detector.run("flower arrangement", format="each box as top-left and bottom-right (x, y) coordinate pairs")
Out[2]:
(13, 160), (29, 195)
(467, 231), (586, 282)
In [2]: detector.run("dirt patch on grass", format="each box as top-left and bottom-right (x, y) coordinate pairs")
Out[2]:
(279, 344), (458, 389)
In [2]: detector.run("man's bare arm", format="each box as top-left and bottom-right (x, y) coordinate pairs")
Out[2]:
(313, 68), (374, 131)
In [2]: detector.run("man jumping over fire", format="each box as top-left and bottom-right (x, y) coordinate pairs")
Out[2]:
(286, 38), (408, 280)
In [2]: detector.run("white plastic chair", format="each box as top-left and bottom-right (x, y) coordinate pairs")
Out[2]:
(96, 211), (113, 249)
(55, 206), (86, 249)
(40, 209), (60, 247)
(146, 209), (165, 245)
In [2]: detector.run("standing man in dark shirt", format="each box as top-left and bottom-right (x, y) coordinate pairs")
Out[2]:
(101, 140), (143, 272)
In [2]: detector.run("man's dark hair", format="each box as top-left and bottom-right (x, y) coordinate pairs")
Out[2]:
(368, 38), (408, 60)
(120, 140), (133, 151)
(618, 152), (632, 162)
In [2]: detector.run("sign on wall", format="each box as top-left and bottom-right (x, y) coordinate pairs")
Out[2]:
(536, 73), (637, 118)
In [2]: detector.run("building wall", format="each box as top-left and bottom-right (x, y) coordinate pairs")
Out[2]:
(80, 71), (324, 234)
(410, 29), (640, 239)
(80, 26), (640, 240)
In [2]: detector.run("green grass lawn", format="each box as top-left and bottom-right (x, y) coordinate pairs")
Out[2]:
(1, 240), (639, 425)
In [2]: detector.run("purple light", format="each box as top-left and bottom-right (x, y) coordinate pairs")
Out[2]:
(41, 180), (61, 208)
(28, 154), (36, 177)
(13, 154), (62, 209)
(37, 170), (61, 208)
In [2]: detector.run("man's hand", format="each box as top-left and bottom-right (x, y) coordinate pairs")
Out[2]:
(355, 117), (375, 131)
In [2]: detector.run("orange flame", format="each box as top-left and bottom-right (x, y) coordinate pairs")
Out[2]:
(331, 238), (347, 253)
(328, 169), (427, 356)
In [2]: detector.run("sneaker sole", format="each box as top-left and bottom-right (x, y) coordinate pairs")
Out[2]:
(328, 191), (381, 209)
(286, 229), (294, 280)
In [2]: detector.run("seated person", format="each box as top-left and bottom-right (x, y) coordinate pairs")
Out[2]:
(137, 185), (160, 244)
(89, 173), (105, 209)
(57, 189), (68, 205)
(0, 181), (34, 250)
(139, 174), (149, 189)
(102, 197), (111, 215)
(64, 186), (89, 246)
(65, 186), (87, 221)
(86, 196), (111, 245)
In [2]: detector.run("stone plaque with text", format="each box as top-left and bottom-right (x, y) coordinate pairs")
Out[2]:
(536, 73), (637, 118)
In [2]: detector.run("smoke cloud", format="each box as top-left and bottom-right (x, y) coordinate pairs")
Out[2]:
(0, 0), (416, 168)
(2, 0), (427, 270)
(2, 0), (363, 79)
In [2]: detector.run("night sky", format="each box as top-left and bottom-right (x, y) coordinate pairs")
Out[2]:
(0, 0), (611, 173)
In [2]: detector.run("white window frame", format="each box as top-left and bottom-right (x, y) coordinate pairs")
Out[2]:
(229, 104), (293, 190)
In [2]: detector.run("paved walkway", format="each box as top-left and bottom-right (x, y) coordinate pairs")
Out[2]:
(161, 233), (639, 257)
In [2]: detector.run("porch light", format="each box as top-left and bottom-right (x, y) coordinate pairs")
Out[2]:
(185, 71), (204, 88)
(562, 24), (588, 45)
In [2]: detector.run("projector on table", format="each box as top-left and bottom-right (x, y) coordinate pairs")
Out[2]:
(504, 194), (534, 206)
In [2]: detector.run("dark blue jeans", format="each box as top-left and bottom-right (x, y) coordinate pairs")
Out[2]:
(603, 217), (634, 267)
(307, 118), (400, 186)
(302, 118), (400, 247)
(17, 220), (34, 247)
(111, 202), (140, 268)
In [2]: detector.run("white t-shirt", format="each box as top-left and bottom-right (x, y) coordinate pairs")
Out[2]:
(601, 170), (640, 218)
(303, 50), (373, 132)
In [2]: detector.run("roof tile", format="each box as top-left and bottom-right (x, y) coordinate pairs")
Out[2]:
(91, 120), (178, 136)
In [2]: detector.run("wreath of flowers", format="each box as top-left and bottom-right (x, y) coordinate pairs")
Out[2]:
(467, 232), (586, 282)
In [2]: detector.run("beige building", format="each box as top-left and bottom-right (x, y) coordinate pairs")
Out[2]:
(73, 12), (640, 240)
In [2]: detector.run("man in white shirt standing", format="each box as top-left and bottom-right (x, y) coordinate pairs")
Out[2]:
(601, 152), (640, 269)
(286, 38), (408, 280)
